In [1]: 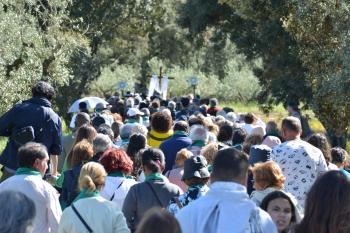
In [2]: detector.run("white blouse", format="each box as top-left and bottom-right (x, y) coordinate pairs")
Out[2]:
(101, 176), (137, 209)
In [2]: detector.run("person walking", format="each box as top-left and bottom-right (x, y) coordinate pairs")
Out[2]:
(271, 117), (328, 208)
(176, 148), (277, 233)
(59, 162), (130, 233)
(0, 142), (62, 233)
(0, 81), (62, 181)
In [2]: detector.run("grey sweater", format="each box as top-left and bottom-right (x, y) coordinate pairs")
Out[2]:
(122, 180), (182, 232)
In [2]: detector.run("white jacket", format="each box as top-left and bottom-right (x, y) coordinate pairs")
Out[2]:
(0, 174), (61, 233)
(59, 196), (130, 233)
(176, 181), (278, 233)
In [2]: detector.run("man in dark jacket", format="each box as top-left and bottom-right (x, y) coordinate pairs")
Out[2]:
(0, 81), (62, 181)
(160, 121), (192, 173)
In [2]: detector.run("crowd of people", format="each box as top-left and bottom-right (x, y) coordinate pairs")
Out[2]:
(0, 81), (350, 233)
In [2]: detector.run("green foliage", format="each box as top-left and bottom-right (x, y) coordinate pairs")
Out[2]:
(182, 0), (350, 135)
(0, 0), (89, 114)
(178, 0), (312, 113)
(282, 1), (350, 135)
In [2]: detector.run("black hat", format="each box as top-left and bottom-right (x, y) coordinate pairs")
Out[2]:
(182, 156), (210, 181)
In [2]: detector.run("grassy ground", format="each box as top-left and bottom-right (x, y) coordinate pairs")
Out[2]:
(223, 101), (326, 132)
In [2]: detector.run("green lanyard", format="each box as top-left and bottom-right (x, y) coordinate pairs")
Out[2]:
(74, 188), (100, 202)
(15, 167), (42, 177)
(145, 173), (165, 182)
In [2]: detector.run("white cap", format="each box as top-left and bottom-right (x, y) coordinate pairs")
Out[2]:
(127, 108), (144, 117)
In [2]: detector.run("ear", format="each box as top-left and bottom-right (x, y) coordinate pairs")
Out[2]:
(240, 174), (248, 187)
(32, 158), (40, 170)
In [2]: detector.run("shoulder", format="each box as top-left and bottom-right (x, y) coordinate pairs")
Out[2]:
(256, 207), (278, 232)
(165, 182), (183, 193)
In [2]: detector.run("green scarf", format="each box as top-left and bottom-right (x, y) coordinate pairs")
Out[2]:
(74, 188), (100, 202)
(174, 131), (188, 136)
(145, 173), (166, 182)
(191, 140), (206, 147)
(127, 119), (138, 124)
(188, 183), (205, 191)
(108, 171), (133, 179)
(15, 167), (42, 177)
(109, 171), (126, 177)
(207, 165), (213, 173)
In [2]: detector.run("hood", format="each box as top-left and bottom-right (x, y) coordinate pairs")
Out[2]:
(24, 97), (51, 108)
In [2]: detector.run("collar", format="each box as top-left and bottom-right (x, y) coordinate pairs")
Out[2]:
(145, 173), (166, 182)
(74, 188), (100, 202)
(109, 171), (126, 177)
(15, 167), (42, 177)
(174, 131), (188, 136)
(209, 181), (247, 193)
(191, 140), (206, 147)
(25, 97), (51, 108)
(126, 119), (138, 124)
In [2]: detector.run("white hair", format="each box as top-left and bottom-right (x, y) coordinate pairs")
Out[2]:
(93, 133), (112, 153)
(0, 191), (35, 233)
(161, 108), (172, 118)
(226, 112), (238, 123)
(120, 124), (134, 139)
(131, 123), (148, 137)
(190, 125), (209, 142)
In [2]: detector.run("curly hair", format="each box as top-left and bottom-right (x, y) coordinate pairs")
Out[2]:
(150, 111), (173, 133)
(252, 161), (285, 189)
(99, 148), (133, 175)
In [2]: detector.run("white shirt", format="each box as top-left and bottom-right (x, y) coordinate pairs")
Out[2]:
(176, 182), (277, 233)
(100, 176), (137, 209)
(240, 123), (257, 135)
(59, 196), (130, 233)
(0, 174), (62, 233)
(271, 139), (328, 208)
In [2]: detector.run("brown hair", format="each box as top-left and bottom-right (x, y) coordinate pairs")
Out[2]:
(67, 125), (97, 168)
(150, 111), (173, 133)
(252, 161), (285, 189)
(211, 148), (249, 182)
(282, 116), (302, 133)
(135, 208), (181, 233)
(295, 171), (350, 233)
(243, 134), (263, 154)
(307, 133), (331, 165)
(69, 140), (94, 168)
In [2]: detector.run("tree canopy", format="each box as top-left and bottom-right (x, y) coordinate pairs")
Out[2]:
(1, 0), (350, 135)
